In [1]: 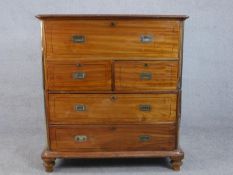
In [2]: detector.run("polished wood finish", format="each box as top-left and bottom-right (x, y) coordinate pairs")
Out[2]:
(49, 124), (176, 151)
(38, 14), (188, 172)
(46, 60), (111, 90)
(44, 19), (180, 59)
(115, 61), (179, 90)
(42, 147), (184, 158)
(41, 147), (184, 171)
(49, 93), (177, 124)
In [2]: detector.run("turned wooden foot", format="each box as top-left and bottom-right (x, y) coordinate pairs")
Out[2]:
(170, 155), (184, 171)
(42, 157), (56, 172)
(41, 149), (56, 172)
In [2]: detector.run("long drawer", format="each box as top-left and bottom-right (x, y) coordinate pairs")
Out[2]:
(49, 125), (176, 151)
(44, 19), (180, 59)
(48, 94), (177, 124)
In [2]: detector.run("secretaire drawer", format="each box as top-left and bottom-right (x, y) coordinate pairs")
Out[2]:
(44, 19), (180, 59)
(49, 125), (176, 151)
(46, 61), (111, 90)
(48, 94), (177, 124)
(115, 61), (179, 90)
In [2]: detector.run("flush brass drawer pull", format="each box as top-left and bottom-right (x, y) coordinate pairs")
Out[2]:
(73, 72), (86, 80)
(140, 35), (153, 43)
(139, 135), (151, 142)
(72, 35), (85, 43)
(140, 72), (152, 80)
(139, 104), (152, 111)
(74, 135), (88, 142)
(74, 104), (86, 112)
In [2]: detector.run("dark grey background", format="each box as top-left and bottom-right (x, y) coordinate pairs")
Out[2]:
(0, 0), (233, 174)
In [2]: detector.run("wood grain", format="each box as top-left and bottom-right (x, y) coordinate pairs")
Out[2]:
(42, 147), (184, 158)
(115, 61), (179, 90)
(49, 124), (176, 151)
(46, 60), (112, 90)
(48, 93), (177, 124)
(44, 19), (180, 59)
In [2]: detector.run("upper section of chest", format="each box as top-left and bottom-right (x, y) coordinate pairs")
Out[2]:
(38, 15), (188, 61)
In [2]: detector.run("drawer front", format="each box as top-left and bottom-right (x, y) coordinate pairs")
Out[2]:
(49, 94), (177, 124)
(115, 61), (179, 90)
(50, 125), (176, 151)
(44, 19), (180, 59)
(46, 61), (111, 90)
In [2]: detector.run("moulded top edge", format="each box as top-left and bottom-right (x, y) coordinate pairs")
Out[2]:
(35, 14), (189, 20)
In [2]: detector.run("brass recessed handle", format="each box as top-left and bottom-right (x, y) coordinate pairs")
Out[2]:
(140, 35), (153, 43)
(72, 35), (85, 43)
(74, 104), (86, 112)
(139, 135), (151, 142)
(139, 104), (152, 112)
(74, 135), (88, 142)
(140, 72), (152, 80)
(73, 72), (86, 79)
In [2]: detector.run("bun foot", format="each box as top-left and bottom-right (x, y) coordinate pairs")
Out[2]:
(41, 150), (56, 172)
(170, 155), (184, 171)
(42, 157), (56, 172)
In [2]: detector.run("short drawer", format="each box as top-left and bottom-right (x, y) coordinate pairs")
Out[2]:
(49, 125), (176, 151)
(115, 61), (179, 90)
(46, 61), (111, 90)
(44, 19), (180, 59)
(48, 94), (177, 124)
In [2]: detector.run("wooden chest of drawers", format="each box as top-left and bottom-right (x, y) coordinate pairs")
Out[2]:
(36, 14), (188, 172)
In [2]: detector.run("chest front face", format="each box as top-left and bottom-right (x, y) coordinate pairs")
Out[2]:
(44, 19), (181, 59)
(38, 15), (187, 172)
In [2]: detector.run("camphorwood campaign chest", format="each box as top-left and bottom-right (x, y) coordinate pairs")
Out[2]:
(36, 14), (188, 172)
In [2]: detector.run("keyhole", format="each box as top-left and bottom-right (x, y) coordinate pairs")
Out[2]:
(144, 63), (148, 67)
(111, 95), (117, 101)
(76, 63), (82, 67)
(110, 21), (116, 27)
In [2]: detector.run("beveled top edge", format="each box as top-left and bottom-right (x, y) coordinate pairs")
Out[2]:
(36, 14), (189, 20)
